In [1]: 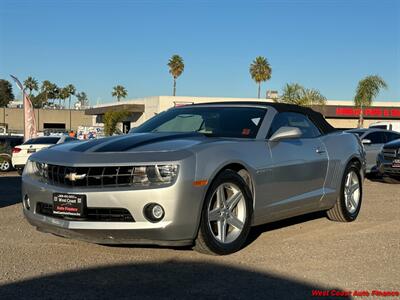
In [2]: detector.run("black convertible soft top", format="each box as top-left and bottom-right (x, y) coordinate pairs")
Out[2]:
(189, 101), (337, 135)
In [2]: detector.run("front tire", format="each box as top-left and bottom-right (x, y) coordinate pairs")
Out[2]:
(327, 162), (362, 222)
(194, 170), (253, 255)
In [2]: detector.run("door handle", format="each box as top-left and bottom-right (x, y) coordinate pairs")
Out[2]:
(316, 148), (326, 154)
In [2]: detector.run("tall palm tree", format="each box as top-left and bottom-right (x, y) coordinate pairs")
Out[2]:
(41, 80), (58, 106)
(23, 76), (38, 97)
(112, 85), (128, 102)
(76, 91), (89, 108)
(280, 83), (326, 106)
(249, 56), (272, 98)
(167, 55), (184, 96)
(59, 87), (70, 108)
(354, 75), (387, 128)
(65, 84), (76, 109)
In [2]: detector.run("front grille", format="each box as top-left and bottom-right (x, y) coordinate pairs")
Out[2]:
(36, 202), (135, 222)
(42, 165), (142, 188)
(383, 149), (398, 161)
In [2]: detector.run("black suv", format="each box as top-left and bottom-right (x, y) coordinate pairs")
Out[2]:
(377, 138), (400, 183)
(0, 135), (24, 172)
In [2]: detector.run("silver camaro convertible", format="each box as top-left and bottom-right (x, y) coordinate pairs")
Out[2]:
(22, 102), (366, 255)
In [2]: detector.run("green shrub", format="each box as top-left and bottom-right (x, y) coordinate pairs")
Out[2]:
(103, 111), (130, 136)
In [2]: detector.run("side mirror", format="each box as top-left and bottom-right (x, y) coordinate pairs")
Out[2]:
(269, 126), (302, 142)
(362, 139), (372, 145)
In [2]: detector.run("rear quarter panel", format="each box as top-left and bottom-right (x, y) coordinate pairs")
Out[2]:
(320, 131), (365, 208)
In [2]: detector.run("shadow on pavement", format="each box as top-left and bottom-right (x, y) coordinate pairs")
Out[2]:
(247, 211), (326, 246)
(365, 173), (400, 184)
(0, 261), (350, 300)
(0, 175), (21, 208)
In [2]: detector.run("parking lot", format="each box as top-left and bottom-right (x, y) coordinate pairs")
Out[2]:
(0, 171), (398, 299)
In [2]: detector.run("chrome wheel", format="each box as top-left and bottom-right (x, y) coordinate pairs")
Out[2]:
(207, 183), (246, 244)
(0, 161), (10, 171)
(344, 170), (360, 214)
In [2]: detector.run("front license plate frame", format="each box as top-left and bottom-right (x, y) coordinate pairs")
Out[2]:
(392, 159), (400, 168)
(52, 193), (86, 217)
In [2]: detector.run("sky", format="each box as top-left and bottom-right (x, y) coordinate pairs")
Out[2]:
(0, 0), (399, 105)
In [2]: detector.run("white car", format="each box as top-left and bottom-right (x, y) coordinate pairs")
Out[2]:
(369, 121), (400, 133)
(12, 136), (76, 174)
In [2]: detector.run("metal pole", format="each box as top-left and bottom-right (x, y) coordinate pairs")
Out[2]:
(22, 89), (26, 140)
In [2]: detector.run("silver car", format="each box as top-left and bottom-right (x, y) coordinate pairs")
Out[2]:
(22, 102), (366, 255)
(347, 128), (400, 173)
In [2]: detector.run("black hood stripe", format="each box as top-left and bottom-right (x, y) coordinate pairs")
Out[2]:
(71, 135), (122, 152)
(72, 132), (204, 153)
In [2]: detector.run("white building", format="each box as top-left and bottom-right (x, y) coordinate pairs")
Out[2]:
(85, 96), (400, 132)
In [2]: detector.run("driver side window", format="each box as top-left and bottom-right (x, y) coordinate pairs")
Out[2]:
(267, 112), (321, 139)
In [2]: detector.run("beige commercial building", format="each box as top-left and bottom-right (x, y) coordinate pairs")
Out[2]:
(85, 96), (400, 132)
(0, 107), (93, 134)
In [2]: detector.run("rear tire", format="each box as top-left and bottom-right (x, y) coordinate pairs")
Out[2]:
(327, 162), (362, 222)
(0, 159), (12, 172)
(194, 170), (253, 255)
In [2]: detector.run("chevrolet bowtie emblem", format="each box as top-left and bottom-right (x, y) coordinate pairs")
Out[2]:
(65, 173), (87, 181)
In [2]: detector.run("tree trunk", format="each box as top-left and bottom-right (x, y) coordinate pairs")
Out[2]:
(173, 78), (177, 96)
(358, 102), (364, 128)
(257, 82), (261, 99)
(69, 96), (72, 131)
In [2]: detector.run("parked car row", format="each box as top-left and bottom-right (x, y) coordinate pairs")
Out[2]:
(0, 135), (77, 174)
(347, 128), (400, 174)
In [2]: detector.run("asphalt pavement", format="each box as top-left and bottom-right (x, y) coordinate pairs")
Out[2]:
(0, 172), (398, 299)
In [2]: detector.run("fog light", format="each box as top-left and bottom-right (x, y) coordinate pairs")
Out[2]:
(152, 205), (164, 219)
(144, 203), (165, 222)
(23, 194), (30, 210)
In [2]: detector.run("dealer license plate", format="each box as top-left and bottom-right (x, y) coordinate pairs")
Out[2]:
(392, 159), (400, 168)
(53, 193), (86, 217)
(27, 148), (36, 153)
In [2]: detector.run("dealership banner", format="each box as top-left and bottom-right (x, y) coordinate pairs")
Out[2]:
(10, 75), (37, 141)
(312, 105), (400, 119)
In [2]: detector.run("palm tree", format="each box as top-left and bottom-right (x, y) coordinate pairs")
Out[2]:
(112, 85), (128, 102)
(23, 76), (38, 97)
(301, 88), (326, 106)
(65, 84), (76, 109)
(59, 87), (70, 108)
(167, 55), (184, 96)
(76, 92), (89, 108)
(249, 56), (272, 98)
(354, 75), (387, 128)
(280, 83), (326, 106)
(41, 80), (58, 106)
(280, 83), (303, 104)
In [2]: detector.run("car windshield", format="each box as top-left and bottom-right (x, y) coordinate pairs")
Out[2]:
(23, 137), (60, 145)
(369, 125), (387, 130)
(132, 106), (267, 138)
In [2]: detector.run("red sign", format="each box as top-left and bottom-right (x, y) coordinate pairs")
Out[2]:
(336, 107), (400, 118)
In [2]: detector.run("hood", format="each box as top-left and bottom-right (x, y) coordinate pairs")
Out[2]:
(64, 132), (208, 153)
(29, 132), (221, 166)
(383, 138), (400, 149)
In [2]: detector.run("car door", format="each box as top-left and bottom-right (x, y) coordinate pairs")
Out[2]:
(263, 112), (329, 218)
(362, 131), (386, 171)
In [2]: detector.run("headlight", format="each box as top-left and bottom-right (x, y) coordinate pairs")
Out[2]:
(23, 160), (48, 178)
(132, 165), (179, 186)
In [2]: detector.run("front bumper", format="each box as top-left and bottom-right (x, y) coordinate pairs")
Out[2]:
(22, 171), (206, 246)
(376, 154), (400, 176)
